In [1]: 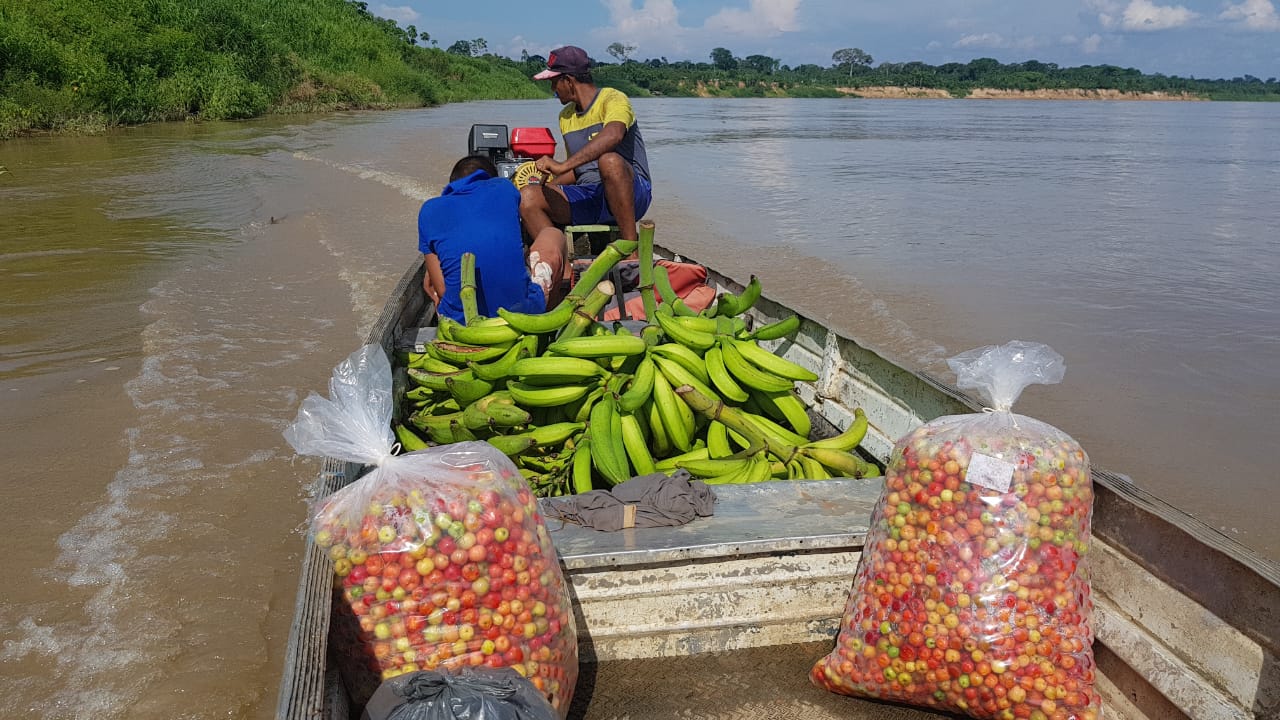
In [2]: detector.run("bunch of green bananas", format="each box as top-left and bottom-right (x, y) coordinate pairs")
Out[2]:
(393, 224), (877, 497)
(632, 304), (878, 485)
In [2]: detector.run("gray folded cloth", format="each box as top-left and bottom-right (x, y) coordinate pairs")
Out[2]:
(546, 470), (717, 532)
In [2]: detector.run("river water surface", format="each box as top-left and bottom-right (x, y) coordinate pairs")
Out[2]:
(1, 98), (1276, 718)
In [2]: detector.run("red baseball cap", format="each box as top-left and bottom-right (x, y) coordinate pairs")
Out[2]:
(533, 46), (591, 80)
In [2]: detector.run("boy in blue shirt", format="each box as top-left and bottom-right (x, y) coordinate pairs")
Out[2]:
(419, 156), (546, 322)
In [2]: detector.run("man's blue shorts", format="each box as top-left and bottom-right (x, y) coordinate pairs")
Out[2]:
(563, 174), (652, 226)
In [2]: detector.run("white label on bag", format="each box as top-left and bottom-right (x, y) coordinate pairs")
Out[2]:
(966, 452), (1014, 493)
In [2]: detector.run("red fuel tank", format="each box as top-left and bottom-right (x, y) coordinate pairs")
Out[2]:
(510, 127), (556, 159)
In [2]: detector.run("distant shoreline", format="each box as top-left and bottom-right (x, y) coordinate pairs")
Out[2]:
(834, 86), (1207, 101)
(0, 86), (1218, 141)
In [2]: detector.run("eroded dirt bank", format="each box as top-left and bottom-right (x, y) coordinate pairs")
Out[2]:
(836, 86), (1205, 100)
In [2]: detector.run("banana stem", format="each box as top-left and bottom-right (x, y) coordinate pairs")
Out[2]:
(460, 252), (479, 324)
(562, 238), (639, 306)
(674, 384), (800, 463)
(654, 265), (698, 316)
(555, 281), (615, 341)
(654, 264), (679, 305)
(637, 220), (658, 322)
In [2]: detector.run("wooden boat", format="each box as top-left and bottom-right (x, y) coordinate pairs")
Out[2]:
(277, 247), (1279, 720)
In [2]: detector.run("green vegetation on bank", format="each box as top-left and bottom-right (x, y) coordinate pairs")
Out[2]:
(4, 2), (1279, 139)
(0, 0), (543, 138)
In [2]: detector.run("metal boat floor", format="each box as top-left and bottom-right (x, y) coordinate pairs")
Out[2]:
(567, 641), (961, 719)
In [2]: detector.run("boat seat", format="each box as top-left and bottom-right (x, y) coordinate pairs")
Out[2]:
(565, 223), (620, 258)
(564, 224), (630, 320)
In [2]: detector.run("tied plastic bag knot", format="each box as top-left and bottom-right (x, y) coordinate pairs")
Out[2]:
(396, 672), (454, 705)
(377, 443), (403, 468)
(946, 340), (1065, 412)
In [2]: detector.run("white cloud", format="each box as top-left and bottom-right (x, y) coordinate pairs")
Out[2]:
(704, 0), (803, 37)
(604, 0), (683, 36)
(594, 0), (801, 57)
(953, 32), (1002, 48)
(1085, 0), (1121, 29)
(1220, 0), (1280, 30)
(496, 35), (538, 60)
(953, 33), (1041, 51)
(1081, 33), (1104, 52)
(596, 0), (691, 54)
(1093, 0), (1197, 31)
(374, 4), (419, 24)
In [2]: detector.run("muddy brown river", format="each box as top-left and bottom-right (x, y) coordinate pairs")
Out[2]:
(1, 97), (1276, 718)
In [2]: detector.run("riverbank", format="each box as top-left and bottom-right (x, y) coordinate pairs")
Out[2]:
(0, 84), (1206, 141)
(666, 80), (1212, 101)
(0, 97), (424, 140)
(836, 86), (1208, 101)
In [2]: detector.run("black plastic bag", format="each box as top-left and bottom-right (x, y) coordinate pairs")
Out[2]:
(363, 668), (560, 720)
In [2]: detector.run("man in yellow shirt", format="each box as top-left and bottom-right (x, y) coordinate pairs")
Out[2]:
(520, 45), (652, 306)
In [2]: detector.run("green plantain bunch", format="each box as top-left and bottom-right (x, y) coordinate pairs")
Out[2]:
(394, 222), (878, 497)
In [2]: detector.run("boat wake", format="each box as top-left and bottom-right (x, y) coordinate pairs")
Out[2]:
(0, 192), (407, 717)
(293, 151), (438, 203)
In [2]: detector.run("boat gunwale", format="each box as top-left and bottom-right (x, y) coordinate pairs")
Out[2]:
(277, 260), (425, 720)
(553, 531), (871, 571)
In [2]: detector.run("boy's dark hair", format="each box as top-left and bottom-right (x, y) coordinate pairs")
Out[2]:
(568, 71), (593, 83)
(450, 155), (498, 182)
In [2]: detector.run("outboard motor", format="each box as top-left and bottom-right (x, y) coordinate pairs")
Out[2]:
(467, 124), (557, 187)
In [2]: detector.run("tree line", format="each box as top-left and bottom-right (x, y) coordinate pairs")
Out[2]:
(584, 46), (1279, 101)
(4, 1), (1277, 139)
(425, 37), (1278, 102)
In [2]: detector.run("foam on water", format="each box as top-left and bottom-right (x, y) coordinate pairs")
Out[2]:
(289, 149), (435, 336)
(4, 288), (217, 712)
(0, 248), (92, 261)
(293, 150), (438, 203)
(2, 225), (387, 717)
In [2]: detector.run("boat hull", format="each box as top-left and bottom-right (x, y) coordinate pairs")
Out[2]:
(277, 252), (1280, 720)
(553, 478), (881, 662)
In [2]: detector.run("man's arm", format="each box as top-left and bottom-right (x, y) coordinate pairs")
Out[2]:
(423, 253), (445, 306)
(535, 120), (627, 180)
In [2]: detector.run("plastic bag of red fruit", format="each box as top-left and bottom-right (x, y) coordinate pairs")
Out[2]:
(285, 345), (577, 717)
(812, 341), (1100, 720)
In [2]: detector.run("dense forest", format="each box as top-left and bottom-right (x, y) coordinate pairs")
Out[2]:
(590, 49), (1280, 102)
(2, 0), (1277, 139)
(0, 0), (542, 138)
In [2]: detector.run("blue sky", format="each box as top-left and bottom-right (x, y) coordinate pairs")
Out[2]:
(372, 0), (1278, 80)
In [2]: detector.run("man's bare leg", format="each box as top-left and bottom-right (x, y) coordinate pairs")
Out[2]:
(519, 183), (572, 308)
(597, 153), (638, 241)
(529, 227), (568, 308)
